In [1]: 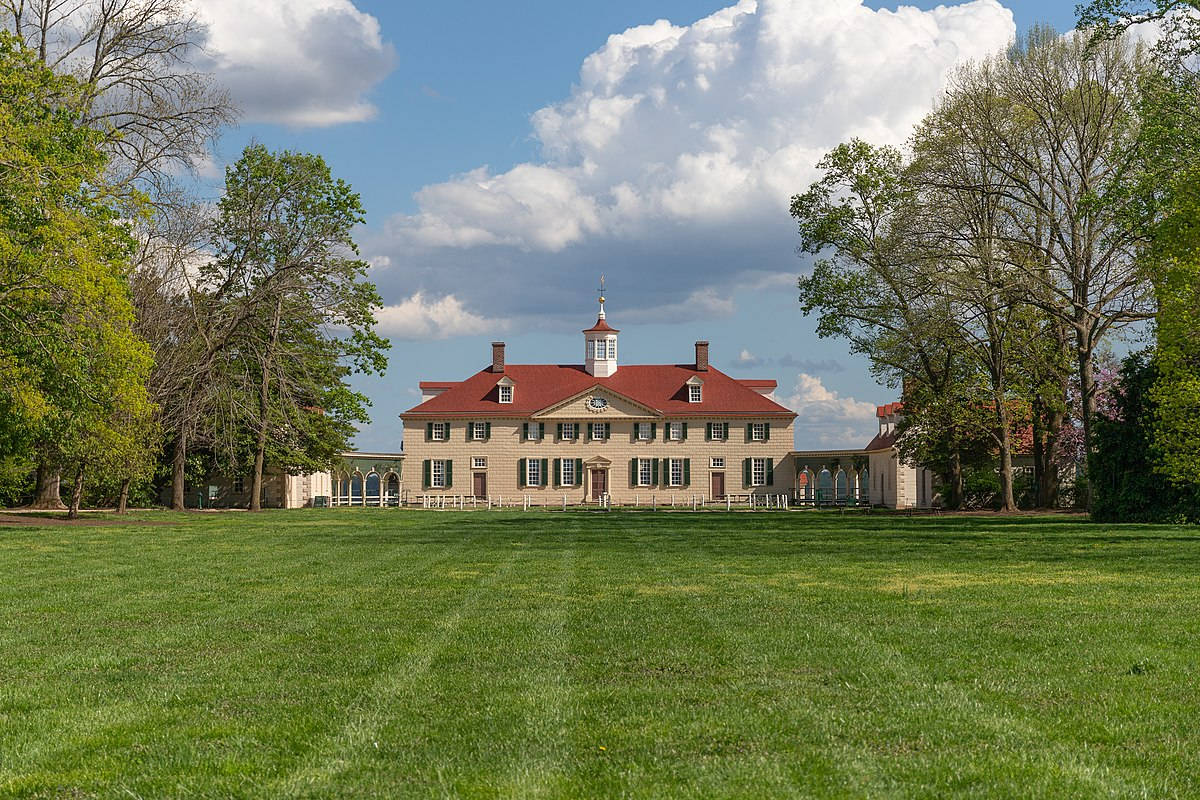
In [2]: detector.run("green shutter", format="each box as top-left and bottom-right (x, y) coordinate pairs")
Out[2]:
(650, 423), (657, 441)
(485, 422), (491, 440)
(681, 422), (688, 440)
(743, 458), (752, 488)
(652, 458), (659, 486)
(683, 458), (691, 486)
(426, 422), (432, 441)
(630, 458), (637, 487)
(554, 459), (562, 486)
(764, 422), (771, 441)
(766, 458), (774, 485)
(423, 459), (430, 489)
(575, 458), (583, 486)
(588, 423), (594, 440)
(706, 423), (713, 441)
(746, 423), (753, 441)
(557, 423), (563, 440)
(722, 423), (729, 440)
(540, 459), (548, 487)
(518, 458), (526, 488)
(522, 422), (529, 441)
(445, 460), (453, 488)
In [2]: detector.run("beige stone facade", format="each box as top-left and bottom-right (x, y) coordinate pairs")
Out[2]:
(405, 415), (795, 503)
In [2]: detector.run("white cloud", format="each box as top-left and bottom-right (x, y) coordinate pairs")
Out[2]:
(374, 293), (505, 340)
(368, 0), (1015, 323)
(783, 372), (879, 449)
(193, 0), (394, 127)
(734, 348), (763, 367)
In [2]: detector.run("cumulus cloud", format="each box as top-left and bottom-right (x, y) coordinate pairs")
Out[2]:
(374, 293), (506, 340)
(734, 349), (763, 367)
(366, 0), (1014, 327)
(194, 0), (394, 126)
(783, 372), (879, 449)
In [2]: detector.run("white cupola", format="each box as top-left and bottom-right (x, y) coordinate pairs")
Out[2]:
(584, 279), (618, 378)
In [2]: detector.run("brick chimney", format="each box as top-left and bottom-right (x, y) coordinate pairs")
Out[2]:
(695, 341), (709, 371)
(491, 341), (505, 373)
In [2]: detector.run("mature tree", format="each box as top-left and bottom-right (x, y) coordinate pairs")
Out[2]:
(927, 27), (1154, 506)
(792, 140), (979, 507)
(0, 32), (154, 510)
(199, 145), (387, 511)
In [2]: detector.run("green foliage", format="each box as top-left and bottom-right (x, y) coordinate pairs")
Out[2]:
(1093, 353), (1200, 522)
(202, 145), (388, 491)
(0, 32), (156, 501)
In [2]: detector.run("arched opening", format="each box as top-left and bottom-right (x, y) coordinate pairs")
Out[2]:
(797, 468), (814, 502)
(365, 472), (381, 506)
(817, 468), (833, 504)
(337, 472), (350, 506)
(385, 473), (400, 506)
(835, 470), (849, 501)
(350, 472), (364, 505)
(858, 469), (870, 503)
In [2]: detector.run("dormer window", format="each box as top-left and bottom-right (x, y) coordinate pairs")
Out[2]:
(497, 376), (514, 404)
(688, 384), (701, 403)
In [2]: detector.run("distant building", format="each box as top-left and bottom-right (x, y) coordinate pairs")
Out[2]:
(402, 294), (798, 503)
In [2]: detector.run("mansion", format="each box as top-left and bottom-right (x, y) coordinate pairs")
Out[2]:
(395, 298), (935, 509)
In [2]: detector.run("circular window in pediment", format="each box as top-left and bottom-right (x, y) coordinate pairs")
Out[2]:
(587, 396), (609, 412)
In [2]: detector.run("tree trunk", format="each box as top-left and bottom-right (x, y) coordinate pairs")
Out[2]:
(67, 467), (85, 520)
(1077, 344), (1096, 511)
(28, 462), (67, 510)
(250, 297), (285, 513)
(995, 401), (1017, 512)
(172, 428), (188, 511)
(947, 449), (964, 510)
(117, 477), (132, 514)
(1032, 406), (1046, 506)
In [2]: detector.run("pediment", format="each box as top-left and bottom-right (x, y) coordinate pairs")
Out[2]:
(584, 455), (612, 467)
(533, 385), (661, 419)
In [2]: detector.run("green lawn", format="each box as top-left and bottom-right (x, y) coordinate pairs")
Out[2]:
(1, 510), (1198, 799)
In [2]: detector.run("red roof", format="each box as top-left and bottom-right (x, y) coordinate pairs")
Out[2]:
(583, 316), (619, 333)
(419, 381), (460, 390)
(403, 364), (795, 418)
(863, 430), (897, 451)
(738, 379), (778, 389)
(876, 401), (904, 417)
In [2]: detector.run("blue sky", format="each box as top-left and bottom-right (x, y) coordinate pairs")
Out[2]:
(197, 0), (1082, 452)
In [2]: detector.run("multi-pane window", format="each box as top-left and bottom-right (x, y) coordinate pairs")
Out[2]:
(561, 423), (577, 440)
(431, 422), (448, 441)
(751, 423), (766, 441)
(688, 384), (702, 403)
(498, 385), (513, 403)
(527, 422), (542, 440)
(637, 422), (652, 441)
(472, 457), (487, 469)
(709, 422), (728, 440)
(711, 457), (724, 469)
(591, 422), (609, 440)
(527, 459), (542, 487)
(637, 458), (652, 487)
(472, 422), (487, 440)
(751, 458), (767, 486)
(606, 339), (616, 359)
(232, 476), (245, 493)
(431, 460), (447, 488)
(669, 422), (683, 441)
(561, 459), (575, 486)
(669, 458), (684, 487)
